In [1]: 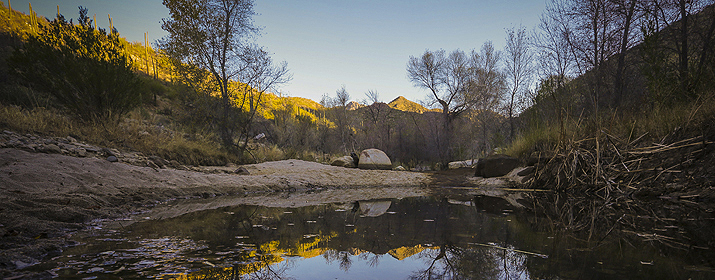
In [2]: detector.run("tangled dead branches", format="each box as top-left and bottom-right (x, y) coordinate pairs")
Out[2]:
(529, 130), (714, 196)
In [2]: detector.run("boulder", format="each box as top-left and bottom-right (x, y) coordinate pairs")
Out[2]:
(330, 156), (356, 168)
(448, 159), (477, 169)
(41, 144), (62, 154)
(393, 165), (406, 171)
(106, 155), (119, 162)
(358, 148), (392, 170)
(474, 154), (520, 178)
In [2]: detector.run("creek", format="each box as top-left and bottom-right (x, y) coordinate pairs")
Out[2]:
(27, 189), (715, 279)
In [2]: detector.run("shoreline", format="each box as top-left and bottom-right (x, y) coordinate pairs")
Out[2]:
(0, 141), (523, 278)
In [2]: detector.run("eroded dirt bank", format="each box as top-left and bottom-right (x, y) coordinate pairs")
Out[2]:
(0, 145), (527, 279)
(0, 148), (430, 273)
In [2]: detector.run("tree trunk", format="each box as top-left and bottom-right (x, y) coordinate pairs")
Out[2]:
(695, 6), (715, 91)
(441, 101), (452, 163)
(678, 0), (690, 97)
(613, 0), (637, 108)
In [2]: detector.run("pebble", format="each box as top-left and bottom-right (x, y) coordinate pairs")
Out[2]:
(19, 144), (35, 152)
(42, 144), (62, 154)
(13, 260), (35, 269)
(147, 160), (160, 169)
(101, 148), (114, 156)
(107, 156), (118, 162)
(73, 148), (88, 157)
(58, 143), (75, 150)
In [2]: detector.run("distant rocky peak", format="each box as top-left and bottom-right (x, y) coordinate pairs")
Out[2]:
(346, 101), (365, 110)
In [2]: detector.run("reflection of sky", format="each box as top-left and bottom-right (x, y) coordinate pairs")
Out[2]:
(259, 248), (532, 280)
(275, 252), (433, 280)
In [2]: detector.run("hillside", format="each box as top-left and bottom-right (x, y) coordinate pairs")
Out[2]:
(388, 96), (438, 113)
(346, 101), (364, 110)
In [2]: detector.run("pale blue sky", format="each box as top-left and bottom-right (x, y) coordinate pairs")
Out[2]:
(9, 0), (545, 106)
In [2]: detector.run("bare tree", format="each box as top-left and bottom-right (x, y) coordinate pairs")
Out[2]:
(159, 0), (290, 154)
(472, 42), (505, 113)
(534, 1), (574, 136)
(640, 0), (714, 99)
(361, 90), (393, 150)
(472, 42), (506, 154)
(504, 25), (534, 142)
(320, 85), (354, 153)
(335, 85), (350, 108)
(365, 89), (381, 105)
(235, 46), (291, 151)
(407, 45), (503, 160)
(546, 0), (621, 113)
(536, 1), (575, 83)
(407, 49), (447, 113)
(612, 0), (640, 106)
(407, 49), (451, 161)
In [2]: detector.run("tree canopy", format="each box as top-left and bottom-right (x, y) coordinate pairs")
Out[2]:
(159, 0), (289, 154)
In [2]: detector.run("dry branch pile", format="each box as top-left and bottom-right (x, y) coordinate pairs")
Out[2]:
(529, 130), (714, 196)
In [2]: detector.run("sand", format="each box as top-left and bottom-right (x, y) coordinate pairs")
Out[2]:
(0, 143), (525, 279)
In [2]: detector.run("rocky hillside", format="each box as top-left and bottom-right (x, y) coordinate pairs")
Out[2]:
(388, 96), (439, 113)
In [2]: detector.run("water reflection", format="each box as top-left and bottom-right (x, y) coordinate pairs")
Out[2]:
(41, 193), (714, 279)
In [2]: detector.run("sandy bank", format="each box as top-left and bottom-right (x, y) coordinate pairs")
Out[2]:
(0, 137), (527, 279)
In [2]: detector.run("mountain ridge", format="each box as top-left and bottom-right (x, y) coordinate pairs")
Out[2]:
(387, 96), (438, 113)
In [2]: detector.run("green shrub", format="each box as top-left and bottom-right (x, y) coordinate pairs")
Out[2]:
(8, 7), (142, 124)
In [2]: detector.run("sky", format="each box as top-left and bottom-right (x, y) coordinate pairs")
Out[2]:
(9, 0), (546, 106)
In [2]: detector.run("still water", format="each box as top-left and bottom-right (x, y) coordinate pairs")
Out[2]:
(37, 194), (714, 279)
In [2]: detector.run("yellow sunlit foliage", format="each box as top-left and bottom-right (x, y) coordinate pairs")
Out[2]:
(388, 244), (435, 260)
(2, 4), (318, 127)
(173, 231), (341, 279)
(388, 96), (440, 113)
(1, 2), (47, 39)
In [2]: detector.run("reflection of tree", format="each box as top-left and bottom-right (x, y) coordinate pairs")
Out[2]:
(495, 245), (529, 280)
(128, 196), (542, 279)
(359, 252), (382, 268)
(185, 255), (294, 280)
(409, 245), (496, 280)
(409, 244), (531, 280)
(322, 249), (353, 272)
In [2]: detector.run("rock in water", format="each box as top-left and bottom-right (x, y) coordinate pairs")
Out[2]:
(330, 156), (356, 168)
(107, 156), (118, 162)
(393, 166), (406, 171)
(474, 154), (520, 178)
(358, 148), (392, 170)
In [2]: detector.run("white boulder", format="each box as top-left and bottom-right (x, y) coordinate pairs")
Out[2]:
(358, 148), (392, 170)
